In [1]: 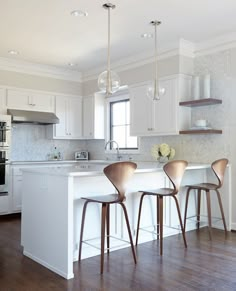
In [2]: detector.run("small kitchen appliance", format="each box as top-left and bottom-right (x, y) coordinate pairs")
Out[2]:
(75, 151), (89, 160)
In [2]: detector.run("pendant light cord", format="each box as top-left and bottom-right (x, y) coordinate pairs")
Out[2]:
(107, 6), (111, 94)
(154, 23), (158, 99)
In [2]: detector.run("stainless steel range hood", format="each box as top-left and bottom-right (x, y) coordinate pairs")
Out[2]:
(7, 109), (59, 125)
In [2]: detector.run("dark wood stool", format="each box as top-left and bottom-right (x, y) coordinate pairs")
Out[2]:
(184, 158), (228, 239)
(135, 160), (188, 255)
(78, 161), (137, 274)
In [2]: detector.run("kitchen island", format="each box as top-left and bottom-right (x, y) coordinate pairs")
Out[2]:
(21, 161), (231, 279)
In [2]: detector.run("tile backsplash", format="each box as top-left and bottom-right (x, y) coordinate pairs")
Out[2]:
(10, 124), (86, 161)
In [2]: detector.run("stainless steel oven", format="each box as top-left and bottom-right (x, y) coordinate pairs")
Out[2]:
(0, 115), (11, 195)
(0, 115), (11, 148)
(0, 149), (9, 195)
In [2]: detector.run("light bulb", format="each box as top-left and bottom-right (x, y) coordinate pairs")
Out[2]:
(98, 70), (121, 95)
(147, 80), (165, 101)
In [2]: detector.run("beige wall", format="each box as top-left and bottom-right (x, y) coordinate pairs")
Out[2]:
(0, 70), (82, 95)
(82, 55), (192, 96)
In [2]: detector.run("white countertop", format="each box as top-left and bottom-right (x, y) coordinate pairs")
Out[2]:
(21, 161), (211, 177)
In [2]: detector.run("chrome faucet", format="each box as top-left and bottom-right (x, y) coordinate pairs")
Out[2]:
(104, 140), (122, 161)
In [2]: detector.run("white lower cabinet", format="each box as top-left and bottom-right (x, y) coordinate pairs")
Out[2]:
(130, 74), (191, 136)
(0, 195), (9, 214)
(12, 173), (22, 212)
(48, 95), (83, 139)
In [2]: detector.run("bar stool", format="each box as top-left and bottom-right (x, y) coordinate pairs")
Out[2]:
(78, 161), (137, 274)
(184, 158), (228, 239)
(135, 160), (188, 255)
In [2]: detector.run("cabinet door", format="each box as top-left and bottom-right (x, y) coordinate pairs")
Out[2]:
(130, 84), (153, 136)
(54, 96), (67, 138)
(83, 96), (94, 138)
(7, 89), (54, 113)
(83, 94), (105, 139)
(153, 78), (177, 134)
(12, 175), (22, 212)
(0, 88), (7, 114)
(32, 93), (54, 112)
(67, 97), (82, 138)
(7, 89), (31, 110)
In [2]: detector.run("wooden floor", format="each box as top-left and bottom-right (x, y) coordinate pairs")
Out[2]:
(1, 215), (236, 291)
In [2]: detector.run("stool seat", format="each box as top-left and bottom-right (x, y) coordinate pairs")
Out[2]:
(184, 158), (228, 240)
(186, 183), (219, 191)
(140, 188), (177, 196)
(81, 194), (119, 204)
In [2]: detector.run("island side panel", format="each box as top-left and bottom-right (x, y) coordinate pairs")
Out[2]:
(21, 172), (74, 279)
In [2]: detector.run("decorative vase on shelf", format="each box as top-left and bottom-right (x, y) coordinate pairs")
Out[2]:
(159, 156), (169, 163)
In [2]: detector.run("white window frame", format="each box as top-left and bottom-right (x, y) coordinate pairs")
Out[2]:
(105, 88), (140, 154)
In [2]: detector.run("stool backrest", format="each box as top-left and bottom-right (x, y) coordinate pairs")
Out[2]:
(211, 158), (228, 188)
(103, 161), (137, 201)
(164, 160), (188, 194)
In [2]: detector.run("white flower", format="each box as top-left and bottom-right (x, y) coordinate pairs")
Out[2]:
(151, 143), (175, 160)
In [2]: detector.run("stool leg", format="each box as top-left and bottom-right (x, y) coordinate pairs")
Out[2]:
(135, 192), (146, 246)
(206, 190), (212, 240)
(159, 196), (163, 255)
(79, 200), (89, 261)
(106, 204), (110, 254)
(173, 195), (187, 248)
(120, 202), (137, 264)
(101, 203), (107, 274)
(216, 189), (227, 235)
(197, 189), (201, 230)
(184, 188), (191, 232)
(156, 196), (159, 240)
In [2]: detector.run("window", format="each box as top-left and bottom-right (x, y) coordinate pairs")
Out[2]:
(109, 98), (138, 150)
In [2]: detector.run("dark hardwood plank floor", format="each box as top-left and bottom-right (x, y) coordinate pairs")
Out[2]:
(1, 214), (236, 291)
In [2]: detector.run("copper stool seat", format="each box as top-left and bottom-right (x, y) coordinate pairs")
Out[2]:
(78, 161), (137, 274)
(135, 160), (188, 255)
(184, 158), (228, 239)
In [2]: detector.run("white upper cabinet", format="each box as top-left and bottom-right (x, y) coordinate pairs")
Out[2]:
(6, 89), (54, 112)
(0, 88), (7, 114)
(82, 93), (105, 139)
(49, 95), (83, 139)
(130, 74), (191, 136)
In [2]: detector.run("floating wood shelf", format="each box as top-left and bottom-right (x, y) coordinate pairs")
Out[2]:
(179, 98), (222, 107)
(179, 129), (222, 134)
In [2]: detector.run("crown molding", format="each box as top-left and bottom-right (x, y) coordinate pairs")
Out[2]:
(0, 57), (82, 82)
(82, 39), (194, 82)
(195, 32), (236, 56)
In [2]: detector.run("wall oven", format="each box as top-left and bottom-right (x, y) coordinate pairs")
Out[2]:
(0, 115), (11, 196)
(0, 149), (9, 195)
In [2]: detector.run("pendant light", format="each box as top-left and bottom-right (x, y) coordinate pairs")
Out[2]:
(98, 3), (120, 96)
(147, 20), (165, 101)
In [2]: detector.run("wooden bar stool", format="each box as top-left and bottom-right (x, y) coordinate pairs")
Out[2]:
(78, 161), (137, 274)
(184, 158), (228, 239)
(135, 160), (188, 255)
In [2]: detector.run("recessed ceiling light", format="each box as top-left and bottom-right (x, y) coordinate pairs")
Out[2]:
(8, 50), (19, 55)
(68, 63), (78, 67)
(70, 10), (88, 17)
(141, 33), (153, 38)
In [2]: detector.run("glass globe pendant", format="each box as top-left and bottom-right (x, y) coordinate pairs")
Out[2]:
(98, 70), (120, 95)
(147, 20), (165, 101)
(98, 3), (120, 96)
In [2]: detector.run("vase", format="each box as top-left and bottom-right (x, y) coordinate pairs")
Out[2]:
(159, 156), (169, 163)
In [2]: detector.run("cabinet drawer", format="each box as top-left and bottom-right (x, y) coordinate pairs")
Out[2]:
(0, 195), (9, 214)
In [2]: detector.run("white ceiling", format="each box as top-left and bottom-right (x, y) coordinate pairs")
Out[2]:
(1, 0), (236, 75)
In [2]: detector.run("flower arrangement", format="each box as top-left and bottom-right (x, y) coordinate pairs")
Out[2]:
(151, 143), (175, 162)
